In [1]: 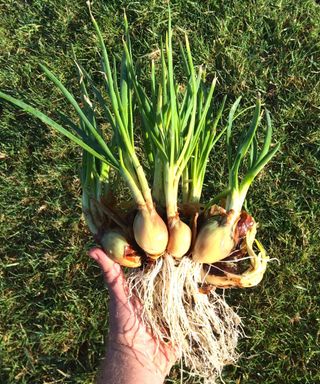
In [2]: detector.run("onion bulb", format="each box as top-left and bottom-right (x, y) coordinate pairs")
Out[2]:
(167, 217), (192, 258)
(133, 207), (168, 257)
(201, 223), (269, 288)
(101, 230), (141, 268)
(192, 210), (238, 264)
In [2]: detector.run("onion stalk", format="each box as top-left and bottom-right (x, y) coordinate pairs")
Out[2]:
(75, 60), (142, 268)
(193, 98), (280, 264)
(0, 5), (169, 259)
(87, 6), (168, 257)
(125, 15), (225, 258)
(181, 80), (226, 206)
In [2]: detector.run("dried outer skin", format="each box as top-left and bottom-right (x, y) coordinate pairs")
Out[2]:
(234, 211), (255, 242)
(82, 196), (106, 236)
(101, 230), (142, 268)
(201, 223), (269, 288)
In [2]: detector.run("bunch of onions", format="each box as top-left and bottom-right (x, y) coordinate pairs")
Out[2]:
(0, 4), (279, 382)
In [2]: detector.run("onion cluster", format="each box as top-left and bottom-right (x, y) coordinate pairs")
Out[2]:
(0, 7), (279, 291)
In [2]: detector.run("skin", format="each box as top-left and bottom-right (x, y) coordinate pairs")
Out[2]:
(89, 247), (179, 384)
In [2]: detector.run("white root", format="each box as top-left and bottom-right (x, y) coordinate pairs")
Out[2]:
(127, 256), (243, 383)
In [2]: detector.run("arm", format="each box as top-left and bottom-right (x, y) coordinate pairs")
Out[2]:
(89, 248), (178, 384)
(97, 344), (165, 384)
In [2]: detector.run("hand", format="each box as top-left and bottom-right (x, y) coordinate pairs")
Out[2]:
(89, 247), (179, 384)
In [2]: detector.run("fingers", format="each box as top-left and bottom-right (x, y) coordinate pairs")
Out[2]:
(88, 247), (128, 302)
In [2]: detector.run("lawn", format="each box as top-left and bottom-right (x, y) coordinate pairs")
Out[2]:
(0, 0), (319, 383)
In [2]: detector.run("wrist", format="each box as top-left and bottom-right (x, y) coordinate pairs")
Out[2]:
(96, 341), (166, 384)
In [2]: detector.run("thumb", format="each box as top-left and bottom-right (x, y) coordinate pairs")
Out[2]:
(88, 247), (128, 302)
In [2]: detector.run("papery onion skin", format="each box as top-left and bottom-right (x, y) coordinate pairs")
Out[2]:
(201, 223), (269, 288)
(167, 218), (192, 258)
(101, 230), (141, 268)
(133, 207), (169, 257)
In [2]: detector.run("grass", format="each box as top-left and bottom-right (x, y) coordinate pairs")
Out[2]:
(0, 0), (319, 383)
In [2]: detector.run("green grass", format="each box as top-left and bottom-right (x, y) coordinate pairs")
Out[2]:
(0, 0), (319, 383)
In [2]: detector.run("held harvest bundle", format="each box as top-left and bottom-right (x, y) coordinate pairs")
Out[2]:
(0, 5), (279, 382)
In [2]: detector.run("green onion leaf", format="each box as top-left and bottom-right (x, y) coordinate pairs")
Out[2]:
(0, 91), (116, 168)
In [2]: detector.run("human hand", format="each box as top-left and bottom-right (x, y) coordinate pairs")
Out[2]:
(89, 247), (179, 384)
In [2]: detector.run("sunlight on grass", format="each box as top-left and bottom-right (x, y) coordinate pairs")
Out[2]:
(0, 0), (319, 383)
